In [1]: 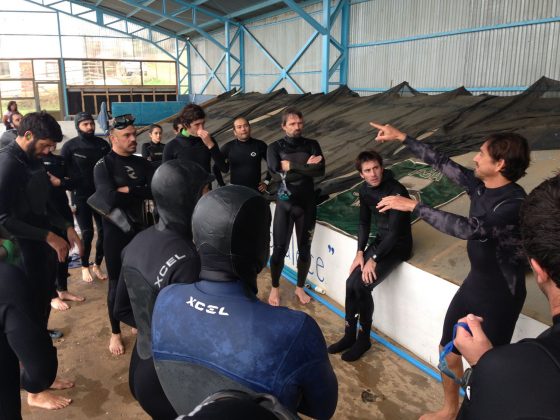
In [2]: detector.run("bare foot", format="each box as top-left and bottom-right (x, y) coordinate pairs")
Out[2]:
(50, 378), (74, 390)
(268, 287), (281, 306)
(50, 297), (69, 311)
(81, 267), (93, 283)
(28, 391), (72, 410)
(419, 409), (458, 420)
(92, 264), (108, 280)
(295, 286), (311, 304)
(109, 333), (125, 355)
(131, 327), (138, 335)
(58, 290), (85, 302)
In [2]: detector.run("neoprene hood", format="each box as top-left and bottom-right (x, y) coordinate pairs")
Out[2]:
(192, 185), (271, 294)
(152, 160), (214, 237)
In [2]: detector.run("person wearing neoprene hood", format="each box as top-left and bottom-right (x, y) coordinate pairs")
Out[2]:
(213, 117), (271, 192)
(453, 175), (560, 419)
(0, 111), (80, 410)
(114, 160), (213, 419)
(92, 114), (154, 356)
(61, 112), (110, 283)
(267, 107), (325, 307)
(328, 150), (412, 362)
(0, 262), (59, 419)
(162, 104), (227, 177)
(151, 185), (338, 419)
(372, 122), (530, 420)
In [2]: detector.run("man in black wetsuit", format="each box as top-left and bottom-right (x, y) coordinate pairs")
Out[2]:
(213, 117), (270, 192)
(61, 112), (110, 283)
(372, 122), (530, 420)
(0, 262), (59, 419)
(152, 185), (338, 419)
(328, 151), (412, 361)
(114, 160), (213, 419)
(42, 148), (85, 310)
(93, 114), (154, 356)
(453, 176), (560, 419)
(0, 111), (80, 410)
(141, 124), (165, 168)
(267, 107), (325, 306)
(162, 104), (227, 177)
(0, 111), (22, 147)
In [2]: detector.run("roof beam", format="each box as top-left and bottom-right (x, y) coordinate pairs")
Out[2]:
(197, 0), (283, 31)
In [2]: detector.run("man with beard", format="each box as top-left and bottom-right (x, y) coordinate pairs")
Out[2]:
(0, 111), (23, 147)
(61, 112), (110, 283)
(93, 114), (154, 355)
(0, 111), (81, 410)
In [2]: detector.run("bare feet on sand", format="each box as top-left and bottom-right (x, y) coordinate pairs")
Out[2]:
(295, 287), (311, 304)
(28, 391), (72, 410)
(92, 264), (107, 280)
(268, 287), (281, 306)
(58, 290), (85, 302)
(81, 267), (93, 283)
(50, 297), (70, 311)
(50, 378), (75, 390)
(109, 333), (125, 355)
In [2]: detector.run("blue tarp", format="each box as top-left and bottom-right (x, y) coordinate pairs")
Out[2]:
(112, 101), (188, 125)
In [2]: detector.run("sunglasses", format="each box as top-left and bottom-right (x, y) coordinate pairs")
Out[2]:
(111, 114), (135, 130)
(438, 322), (472, 385)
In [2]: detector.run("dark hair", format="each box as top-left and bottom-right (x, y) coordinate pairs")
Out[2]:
(180, 104), (205, 127)
(17, 111), (63, 142)
(232, 117), (249, 129)
(149, 124), (162, 134)
(172, 117), (182, 131)
(485, 133), (530, 182)
(355, 150), (383, 172)
(281, 107), (303, 126)
(6, 101), (17, 112)
(521, 176), (560, 288)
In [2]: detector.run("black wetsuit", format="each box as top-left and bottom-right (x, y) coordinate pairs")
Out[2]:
(61, 134), (110, 268)
(0, 142), (72, 327)
(141, 141), (165, 168)
(93, 151), (154, 335)
(458, 315), (560, 419)
(42, 153), (75, 293)
(0, 263), (58, 420)
(162, 133), (227, 175)
(403, 136), (527, 350)
(345, 171), (413, 327)
(114, 226), (200, 420)
(267, 136), (325, 287)
(213, 137), (270, 191)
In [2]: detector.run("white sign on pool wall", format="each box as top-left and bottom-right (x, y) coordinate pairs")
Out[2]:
(269, 203), (549, 369)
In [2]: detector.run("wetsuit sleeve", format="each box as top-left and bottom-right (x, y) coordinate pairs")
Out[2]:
(290, 316), (338, 419)
(415, 199), (522, 241)
(162, 141), (175, 162)
(213, 143), (229, 187)
(141, 143), (149, 159)
(357, 192), (371, 252)
(0, 159), (49, 241)
(288, 140), (326, 178)
(46, 197), (73, 232)
(114, 270), (135, 327)
(403, 136), (479, 194)
(259, 141), (272, 183)
(60, 141), (85, 189)
(93, 158), (125, 209)
(209, 137), (227, 173)
(266, 142), (282, 175)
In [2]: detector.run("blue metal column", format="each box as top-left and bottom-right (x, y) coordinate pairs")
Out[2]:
(56, 11), (69, 117)
(239, 27), (245, 92)
(186, 41), (193, 94)
(340, 0), (350, 86)
(321, 0), (331, 93)
(175, 38), (181, 95)
(225, 20), (231, 91)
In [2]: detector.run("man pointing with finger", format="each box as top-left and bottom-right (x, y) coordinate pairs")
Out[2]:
(371, 122), (530, 420)
(328, 150), (412, 361)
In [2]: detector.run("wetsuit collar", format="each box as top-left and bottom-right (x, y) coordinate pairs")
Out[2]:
(10, 140), (31, 163)
(284, 135), (302, 145)
(155, 219), (192, 239)
(195, 279), (253, 297)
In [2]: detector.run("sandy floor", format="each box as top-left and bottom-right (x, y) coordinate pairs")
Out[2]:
(21, 265), (442, 419)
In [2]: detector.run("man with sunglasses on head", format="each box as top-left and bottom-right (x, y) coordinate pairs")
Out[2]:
(61, 112), (110, 283)
(163, 104), (227, 177)
(0, 111), (81, 411)
(93, 114), (154, 356)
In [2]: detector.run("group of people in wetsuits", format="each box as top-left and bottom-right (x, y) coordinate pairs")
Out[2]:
(1, 103), (559, 420)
